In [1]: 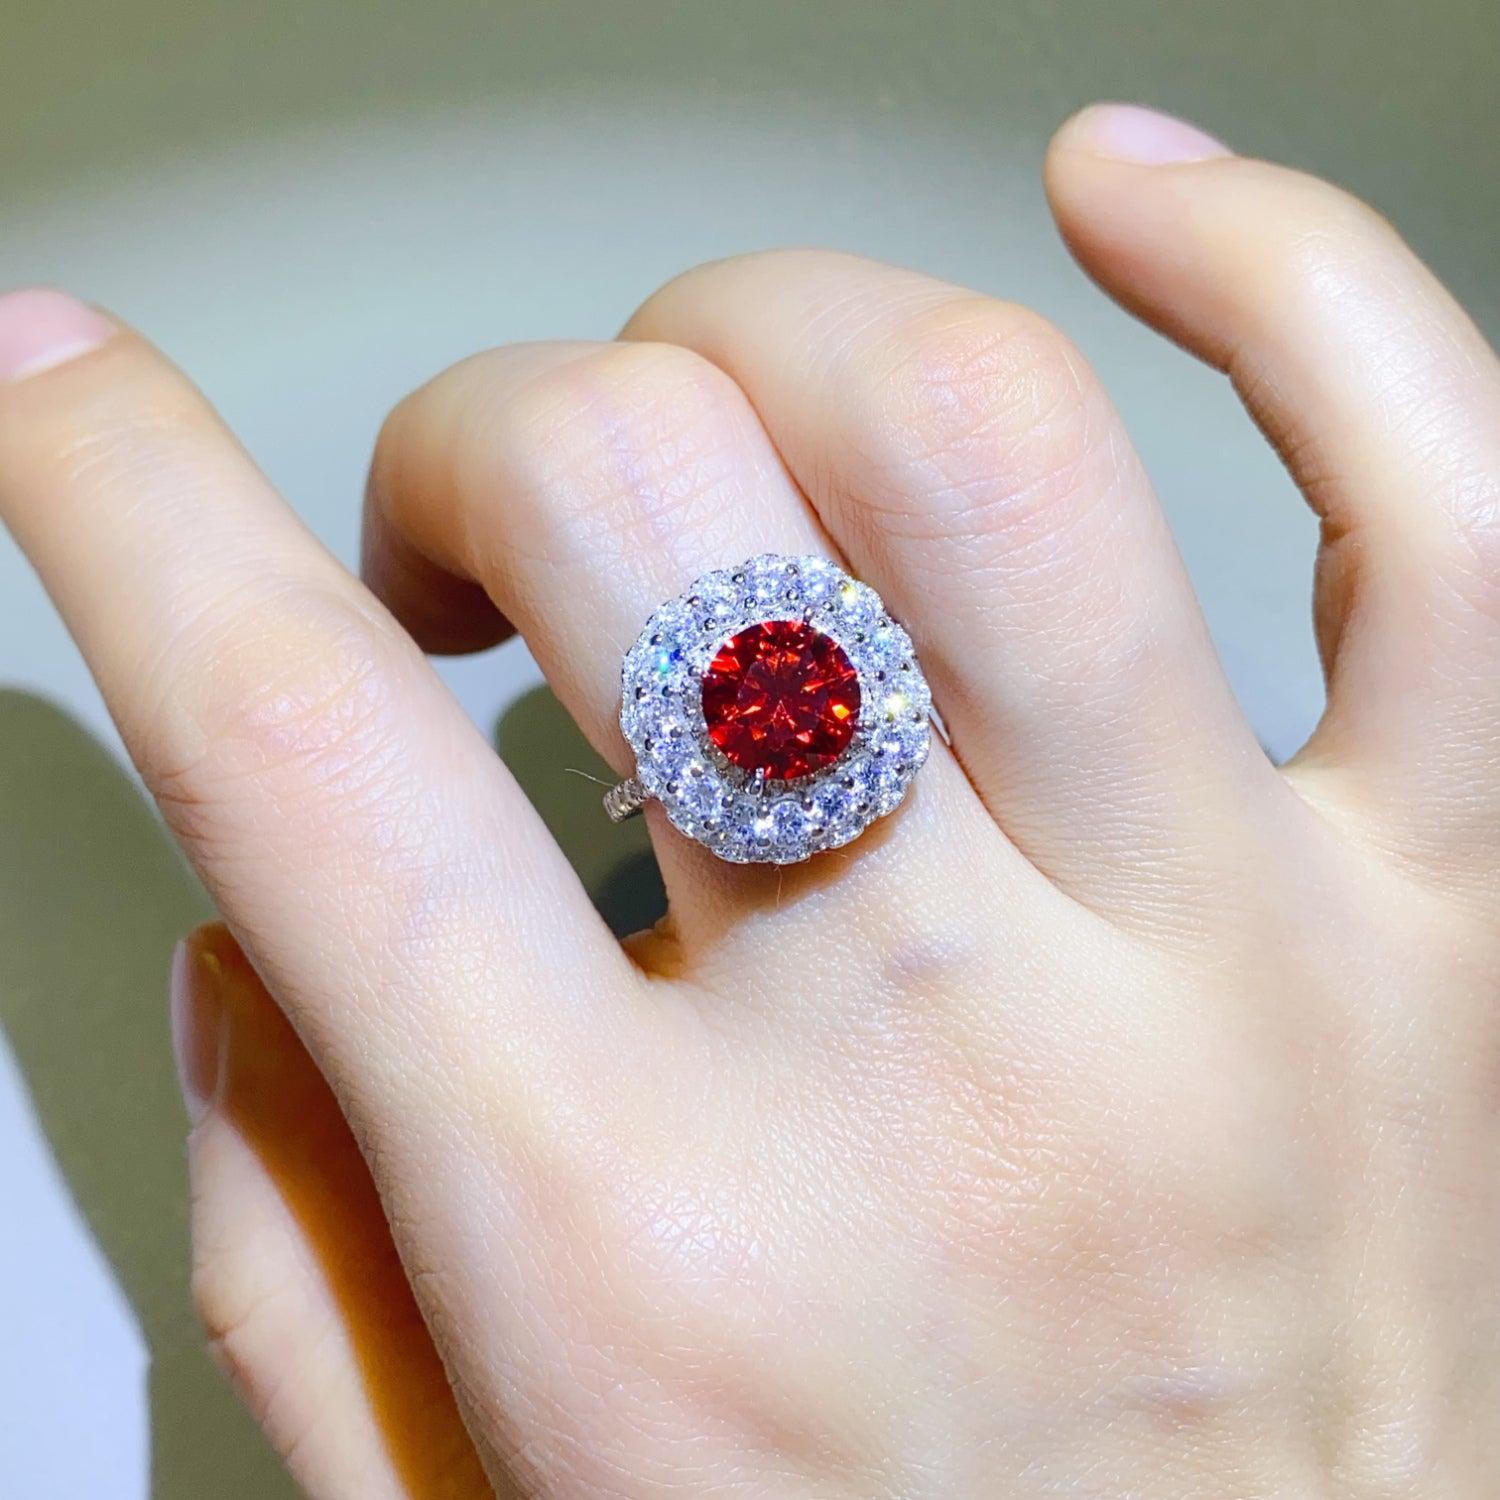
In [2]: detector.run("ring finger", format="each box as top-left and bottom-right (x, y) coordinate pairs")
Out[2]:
(363, 339), (1018, 974)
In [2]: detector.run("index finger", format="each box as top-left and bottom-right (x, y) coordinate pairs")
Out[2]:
(0, 290), (634, 1095)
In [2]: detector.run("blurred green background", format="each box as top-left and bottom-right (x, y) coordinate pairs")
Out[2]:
(1, 2), (1496, 1494)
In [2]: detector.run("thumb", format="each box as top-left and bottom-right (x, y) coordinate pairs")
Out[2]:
(171, 924), (493, 1499)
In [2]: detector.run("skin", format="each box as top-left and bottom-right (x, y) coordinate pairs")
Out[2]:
(3, 103), (1499, 1496)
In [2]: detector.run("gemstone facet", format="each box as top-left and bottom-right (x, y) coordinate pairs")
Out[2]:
(701, 620), (860, 781)
(617, 554), (931, 863)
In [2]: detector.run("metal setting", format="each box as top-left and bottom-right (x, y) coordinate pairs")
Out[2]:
(605, 554), (932, 864)
(603, 775), (649, 823)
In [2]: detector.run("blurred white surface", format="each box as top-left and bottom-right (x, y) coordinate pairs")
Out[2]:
(1, 3), (1495, 1493)
(0, 1040), (148, 1496)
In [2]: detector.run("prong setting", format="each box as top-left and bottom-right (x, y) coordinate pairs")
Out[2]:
(617, 555), (932, 864)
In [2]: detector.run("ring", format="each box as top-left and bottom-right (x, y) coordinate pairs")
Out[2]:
(606, 554), (932, 864)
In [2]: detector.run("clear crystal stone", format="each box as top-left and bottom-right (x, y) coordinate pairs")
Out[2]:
(620, 553), (930, 863)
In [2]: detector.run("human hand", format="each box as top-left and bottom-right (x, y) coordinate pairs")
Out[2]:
(3, 104), (1497, 1497)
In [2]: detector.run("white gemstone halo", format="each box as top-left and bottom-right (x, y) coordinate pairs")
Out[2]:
(615, 554), (932, 864)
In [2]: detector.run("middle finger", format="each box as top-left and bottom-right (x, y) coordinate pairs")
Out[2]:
(627, 251), (1282, 923)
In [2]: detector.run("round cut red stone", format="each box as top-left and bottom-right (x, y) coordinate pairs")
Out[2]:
(701, 619), (860, 781)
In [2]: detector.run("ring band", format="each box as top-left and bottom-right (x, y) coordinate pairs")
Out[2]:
(602, 775), (648, 823)
(606, 554), (932, 864)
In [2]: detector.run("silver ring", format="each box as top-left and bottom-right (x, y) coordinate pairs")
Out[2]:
(605, 553), (932, 864)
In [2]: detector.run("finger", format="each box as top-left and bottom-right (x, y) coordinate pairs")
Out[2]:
(1045, 106), (1500, 889)
(625, 254), (1277, 916)
(0, 291), (630, 1099)
(360, 473), (515, 655)
(171, 925), (495, 1500)
(366, 341), (826, 770)
(366, 338), (1010, 962)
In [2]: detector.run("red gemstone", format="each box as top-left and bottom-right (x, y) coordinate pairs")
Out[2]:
(701, 619), (860, 781)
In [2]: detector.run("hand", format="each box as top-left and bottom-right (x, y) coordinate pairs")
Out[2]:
(3, 104), (1497, 1498)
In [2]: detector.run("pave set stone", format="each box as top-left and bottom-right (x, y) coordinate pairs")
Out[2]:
(619, 554), (932, 864)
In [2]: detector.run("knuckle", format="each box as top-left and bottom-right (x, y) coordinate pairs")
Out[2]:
(1237, 167), (1500, 620)
(140, 584), (416, 833)
(192, 1262), (253, 1373)
(856, 296), (1121, 551)
(191, 1241), (288, 1416)
(476, 342), (751, 544)
(376, 339), (728, 517)
(509, 340), (731, 450)
(368, 384), (435, 507)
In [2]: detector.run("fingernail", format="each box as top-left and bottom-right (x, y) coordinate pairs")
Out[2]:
(169, 933), (229, 1126)
(1059, 103), (1230, 165)
(0, 288), (116, 382)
